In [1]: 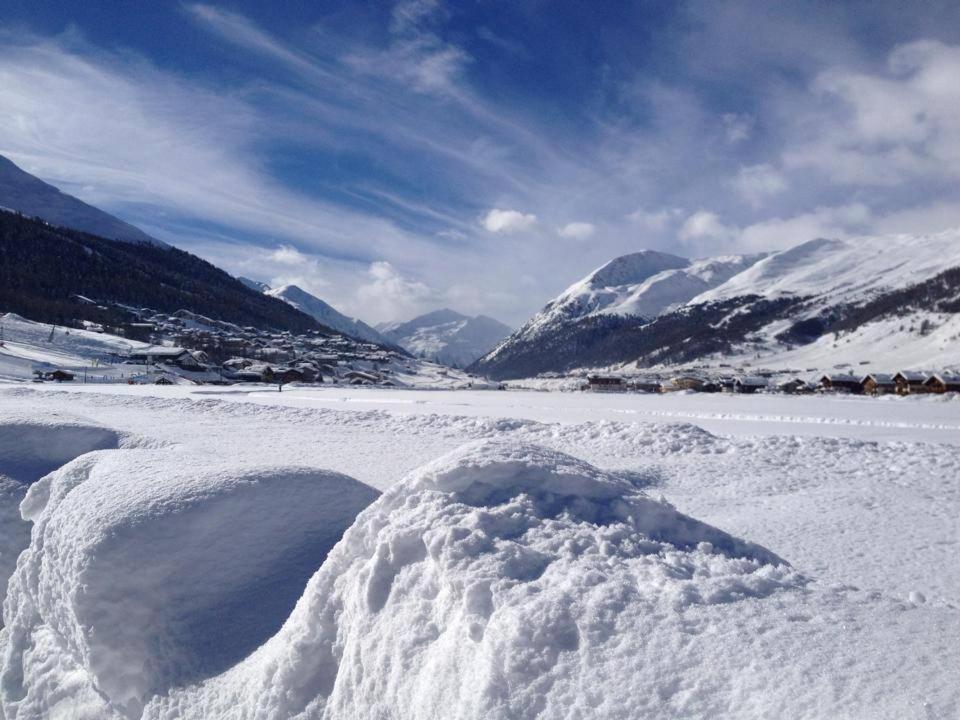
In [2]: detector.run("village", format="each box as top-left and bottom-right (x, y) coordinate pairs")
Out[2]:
(582, 370), (960, 395)
(22, 306), (455, 388)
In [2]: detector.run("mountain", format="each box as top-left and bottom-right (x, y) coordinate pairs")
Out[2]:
(0, 154), (166, 247)
(0, 209), (334, 334)
(264, 284), (395, 346)
(471, 250), (762, 378)
(469, 232), (960, 379)
(378, 309), (512, 367)
(238, 277), (271, 293)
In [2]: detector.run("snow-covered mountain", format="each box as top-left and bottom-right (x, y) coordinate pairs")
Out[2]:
(378, 309), (512, 367)
(0, 154), (166, 246)
(470, 231), (960, 379)
(264, 284), (394, 346)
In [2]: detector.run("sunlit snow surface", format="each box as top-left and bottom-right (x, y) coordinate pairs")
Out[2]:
(0, 383), (958, 719)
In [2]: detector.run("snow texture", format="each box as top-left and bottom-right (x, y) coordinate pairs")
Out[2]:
(0, 385), (957, 719)
(379, 309), (512, 367)
(266, 284), (393, 346)
(142, 441), (794, 719)
(1, 451), (378, 719)
(0, 412), (126, 623)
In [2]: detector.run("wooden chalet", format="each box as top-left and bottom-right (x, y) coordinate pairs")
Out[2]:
(819, 374), (862, 393)
(733, 376), (768, 394)
(923, 374), (960, 393)
(892, 371), (927, 395)
(777, 378), (812, 394)
(861, 373), (896, 395)
(275, 367), (305, 384)
(586, 375), (626, 392)
(667, 375), (706, 392)
(628, 378), (662, 393)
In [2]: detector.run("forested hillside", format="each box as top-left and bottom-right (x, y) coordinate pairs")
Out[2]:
(0, 210), (328, 333)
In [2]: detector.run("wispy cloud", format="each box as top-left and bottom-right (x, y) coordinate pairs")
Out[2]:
(2, 3), (960, 326)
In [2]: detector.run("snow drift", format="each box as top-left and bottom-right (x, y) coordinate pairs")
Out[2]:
(140, 441), (798, 720)
(0, 450), (379, 719)
(0, 412), (126, 624)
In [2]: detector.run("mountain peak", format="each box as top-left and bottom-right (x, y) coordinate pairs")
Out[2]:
(380, 308), (512, 367)
(585, 250), (689, 289)
(265, 283), (393, 347)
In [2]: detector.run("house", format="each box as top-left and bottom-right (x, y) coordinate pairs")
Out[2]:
(628, 378), (661, 393)
(861, 373), (896, 395)
(733, 376), (768, 394)
(344, 370), (380, 384)
(667, 375), (706, 392)
(44, 369), (75, 382)
(154, 376), (174, 385)
(274, 367), (304, 384)
(819, 374), (862, 393)
(892, 371), (928, 395)
(923, 373), (960, 394)
(777, 378), (812, 394)
(586, 375), (626, 392)
(126, 346), (192, 366)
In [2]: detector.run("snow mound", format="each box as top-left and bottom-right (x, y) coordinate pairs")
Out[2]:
(143, 441), (798, 720)
(0, 412), (128, 627)
(1, 450), (379, 719)
(0, 412), (124, 484)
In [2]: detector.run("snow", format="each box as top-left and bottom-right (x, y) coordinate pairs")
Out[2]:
(379, 309), (512, 367)
(266, 285), (392, 346)
(694, 228), (960, 305)
(0, 313), (153, 382)
(482, 251), (763, 363)
(0, 382), (957, 719)
(3, 450), (378, 718)
(0, 411), (130, 624)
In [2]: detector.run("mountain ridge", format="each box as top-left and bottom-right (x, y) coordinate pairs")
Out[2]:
(380, 308), (512, 367)
(470, 230), (960, 379)
(0, 154), (166, 247)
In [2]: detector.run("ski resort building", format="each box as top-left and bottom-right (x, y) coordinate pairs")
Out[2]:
(861, 373), (896, 395)
(924, 373), (960, 393)
(585, 376), (626, 392)
(893, 371), (928, 395)
(819, 374), (862, 393)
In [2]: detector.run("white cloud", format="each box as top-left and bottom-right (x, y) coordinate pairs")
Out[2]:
(679, 210), (737, 242)
(733, 164), (788, 208)
(737, 203), (872, 252)
(482, 208), (537, 234)
(626, 207), (682, 231)
(355, 261), (434, 321)
(269, 245), (310, 265)
(784, 40), (960, 186)
(557, 222), (595, 240)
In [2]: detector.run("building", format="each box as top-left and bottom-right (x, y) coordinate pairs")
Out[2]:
(861, 373), (896, 395)
(733, 376), (768, 394)
(126, 346), (193, 366)
(777, 378), (812, 394)
(923, 374), (960, 393)
(667, 375), (706, 392)
(819, 374), (862, 393)
(35, 369), (75, 382)
(628, 378), (661, 393)
(585, 376), (626, 392)
(892, 371), (928, 395)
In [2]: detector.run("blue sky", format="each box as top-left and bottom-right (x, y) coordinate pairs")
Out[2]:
(3, 1), (960, 325)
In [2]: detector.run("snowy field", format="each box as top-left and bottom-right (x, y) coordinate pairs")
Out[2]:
(1, 382), (958, 719)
